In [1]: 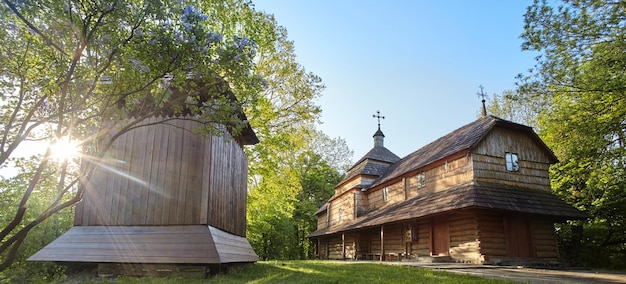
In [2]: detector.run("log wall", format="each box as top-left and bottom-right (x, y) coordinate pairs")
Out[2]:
(472, 127), (552, 191)
(448, 213), (480, 263)
(383, 223), (405, 255)
(317, 211), (328, 229)
(367, 155), (472, 212)
(368, 181), (404, 210)
(409, 220), (431, 257)
(328, 190), (356, 226)
(477, 212), (507, 259)
(327, 235), (344, 260)
(531, 219), (559, 259)
(75, 117), (249, 236)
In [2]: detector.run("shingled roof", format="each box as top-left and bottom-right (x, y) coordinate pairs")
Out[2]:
(337, 129), (400, 187)
(368, 115), (557, 189)
(308, 182), (588, 237)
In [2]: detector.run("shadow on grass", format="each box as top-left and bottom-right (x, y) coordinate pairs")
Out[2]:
(211, 261), (512, 284)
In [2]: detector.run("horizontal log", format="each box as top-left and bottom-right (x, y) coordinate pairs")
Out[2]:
(480, 248), (507, 256)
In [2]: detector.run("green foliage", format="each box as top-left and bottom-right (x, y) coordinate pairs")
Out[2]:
(520, 0), (626, 268)
(485, 90), (541, 128)
(247, 130), (350, 260)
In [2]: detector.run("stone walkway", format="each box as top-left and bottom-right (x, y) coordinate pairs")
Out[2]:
(378, 262), (626, 283)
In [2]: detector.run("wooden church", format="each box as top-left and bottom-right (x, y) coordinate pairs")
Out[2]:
(309, 112), (587, 265)
(29, 81), (259, 276)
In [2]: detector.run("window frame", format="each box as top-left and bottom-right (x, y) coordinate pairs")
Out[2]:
(417, 172), (426, 188)
(382, 187), (389, 202)
(505, 152), (519, 172)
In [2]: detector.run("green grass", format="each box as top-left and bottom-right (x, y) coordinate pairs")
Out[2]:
(76, 261), (514, 284)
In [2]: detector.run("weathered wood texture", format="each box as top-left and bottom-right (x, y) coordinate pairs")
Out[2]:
(531, 219), (559, 259)
(28, 225), (258, 264)
(74, 117), (249, 236)
(406, 155), (473, 198)
(382, 223), (404, 255)
(368, 181), (404, 210)
(327, 235), (343, 260)
(318, 239), (328, 259)
(448, 213), (480, 262)
(477, 212), (507, 258)
(344, 234), (357, 260)
(472, 127), (552, 191)
(365, 155), (472, 213)
(409, 220), (431, 257)
(317, 211), (328, 229)
(328, 190), (356, 226)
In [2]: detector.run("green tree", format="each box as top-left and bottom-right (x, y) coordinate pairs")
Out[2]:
(521, 0), (626, 268)
(486, 90), (541, 128)
(247, 129), (351, 260)
(292, 150), (344, 259)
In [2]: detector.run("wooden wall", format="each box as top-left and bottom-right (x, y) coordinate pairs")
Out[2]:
(75, 117), (249, 236)
(476, 212), (507, 259)
(472, 127), (552, 191)
(327, 235), (344, 260)
(344, 234), (358, 260)
(409, 220), (431, 257)
(448, 213), (480, 263)
(328, 190), (355, 226)
(531, 219), (559, 259)
(382, 223), (405, 255)
(365, 155), (472, 212)
(317, 211), (328, 229)
(368, 181), (404, 210)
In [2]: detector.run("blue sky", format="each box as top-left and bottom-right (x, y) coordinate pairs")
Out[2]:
(252, 0), (536, 162)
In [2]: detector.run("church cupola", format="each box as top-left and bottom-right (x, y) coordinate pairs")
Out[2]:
(373, 127), (385, 147)
(372, 110), (385, 147)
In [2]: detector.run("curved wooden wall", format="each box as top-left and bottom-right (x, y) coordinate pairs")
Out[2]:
(75, 117), (249, 236)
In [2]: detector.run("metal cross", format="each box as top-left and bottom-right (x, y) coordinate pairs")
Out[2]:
(477, 85), (487, 101)
(372, 110), (385, 129)
(477, 85), (488, 116)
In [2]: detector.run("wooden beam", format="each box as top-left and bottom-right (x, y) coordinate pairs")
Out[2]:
(380, 225), (384, 261)
(341, 233), (346, 260)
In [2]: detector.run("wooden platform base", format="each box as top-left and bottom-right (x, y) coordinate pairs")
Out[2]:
(28, 225), (258, 265)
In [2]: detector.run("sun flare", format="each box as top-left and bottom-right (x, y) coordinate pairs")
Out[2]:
(49, 137), (81, 161)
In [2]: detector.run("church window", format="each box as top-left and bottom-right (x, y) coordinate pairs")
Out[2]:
(417, 172), (426, 188)
(506, 152), (519, 171)
(338, 207), (344, 222)
(382, 187), (389, 202)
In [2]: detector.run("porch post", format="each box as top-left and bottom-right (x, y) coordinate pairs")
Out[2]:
(317, 238), (321, 259)
(341, 233), (346, 260)
(380, 225), (384, 261)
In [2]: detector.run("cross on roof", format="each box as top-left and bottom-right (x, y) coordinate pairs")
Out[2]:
(373, 110), (385, 129)
(477, 85), (488, 117)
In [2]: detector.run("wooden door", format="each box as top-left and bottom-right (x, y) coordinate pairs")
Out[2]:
(431, 217), (450, 256)
(504, 214), (533, 257)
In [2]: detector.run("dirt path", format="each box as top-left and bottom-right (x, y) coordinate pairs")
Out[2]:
(380, 262), (626, 283)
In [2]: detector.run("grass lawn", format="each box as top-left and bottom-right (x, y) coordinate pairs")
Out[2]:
(74, 261), (515, 283)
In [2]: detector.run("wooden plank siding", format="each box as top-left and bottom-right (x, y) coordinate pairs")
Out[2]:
(367, 155), (472, 211)
(448, 213), (480, 263)
(472, 127), (553, 191)
(327, 235), (344, 260)
(317, 212), (328, 229)
(75, 117), (249, 236)
(28, 225), (258, 263)
(409, 220), (431, 257)
(477, 212), (507, 258)
(328, 190), (356, 226)
(531, 219), (559, 259)
(382, 223), (405, 257)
